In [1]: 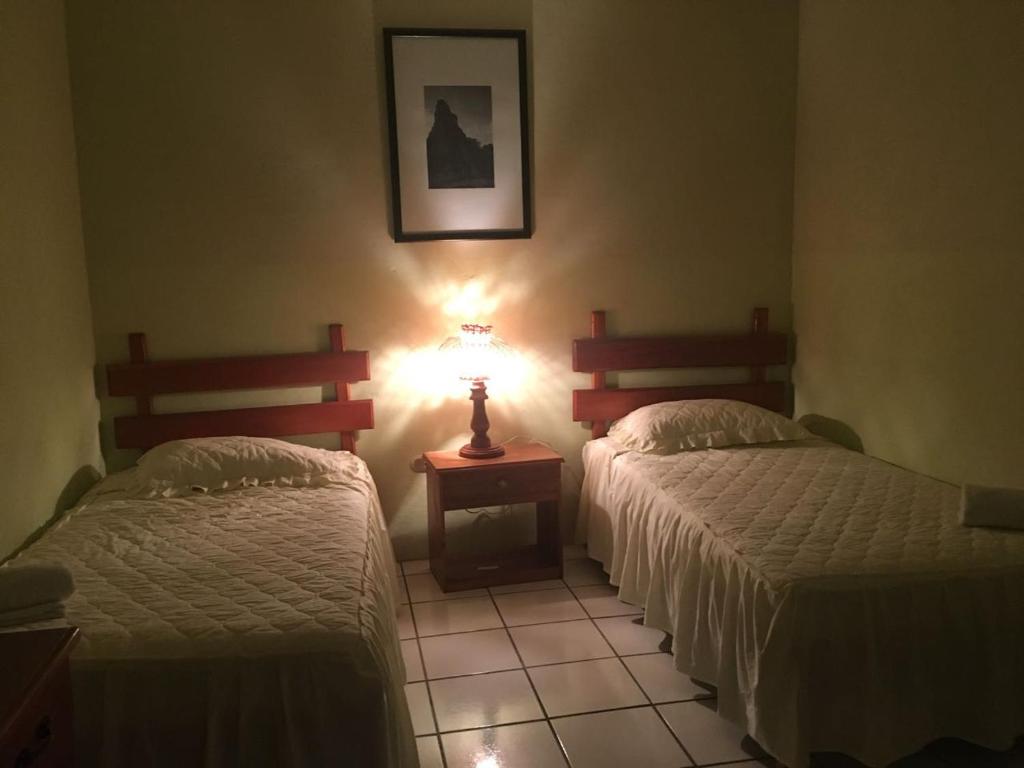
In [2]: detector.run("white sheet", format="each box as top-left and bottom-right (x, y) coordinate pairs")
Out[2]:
(7, 458), (416, 768)
(581, 437), (1024, 768)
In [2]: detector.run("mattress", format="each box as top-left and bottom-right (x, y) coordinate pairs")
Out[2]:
(580, 437), (1024, 768)
(8, 460), (416, 768)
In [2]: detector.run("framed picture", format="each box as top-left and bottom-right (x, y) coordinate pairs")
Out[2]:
(383, 28), (531, 242)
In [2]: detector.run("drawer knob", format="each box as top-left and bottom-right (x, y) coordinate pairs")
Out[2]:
(496, 479), (509, 490)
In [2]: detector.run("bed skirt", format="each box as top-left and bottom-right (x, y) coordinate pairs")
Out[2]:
(581, 439), (1024, 768)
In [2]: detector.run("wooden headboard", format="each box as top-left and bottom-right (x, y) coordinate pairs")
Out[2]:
(107, 324), (373, 453)
(572, 308), (790, 438)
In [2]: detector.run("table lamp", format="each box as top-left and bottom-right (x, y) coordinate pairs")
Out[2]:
(439, 323), (511, 459)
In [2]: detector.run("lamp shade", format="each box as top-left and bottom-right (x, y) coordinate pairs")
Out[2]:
(438, 323), (512, 382)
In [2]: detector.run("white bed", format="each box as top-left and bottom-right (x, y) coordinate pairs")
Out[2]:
(8, 453), (416, 768)
(580, 435), (1024, 768)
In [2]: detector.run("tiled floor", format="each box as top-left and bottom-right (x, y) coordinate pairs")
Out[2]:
(397, 547), (768, 768)
(399, 548), (1024, 768)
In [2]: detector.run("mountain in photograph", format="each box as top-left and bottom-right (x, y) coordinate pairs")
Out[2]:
(426, 98), (495, 189)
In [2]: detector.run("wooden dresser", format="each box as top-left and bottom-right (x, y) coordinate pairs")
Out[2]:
(0, 627), (79, 768)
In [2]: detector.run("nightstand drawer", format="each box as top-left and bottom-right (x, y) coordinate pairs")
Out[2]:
(440, 462), (560, 510)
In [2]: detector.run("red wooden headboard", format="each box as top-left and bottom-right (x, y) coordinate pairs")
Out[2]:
(107, 324), (373, 453)
(572, 308), (790, 438)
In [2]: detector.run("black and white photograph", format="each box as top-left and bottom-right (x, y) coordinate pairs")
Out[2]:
(424, 85), (494, 189)
(384, 29), (530, 241)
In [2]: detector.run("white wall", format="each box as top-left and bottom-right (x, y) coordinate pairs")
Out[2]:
(0, 0), (103, 559)
(793, 0), (1024, 486)
(65, 0), (799, 557)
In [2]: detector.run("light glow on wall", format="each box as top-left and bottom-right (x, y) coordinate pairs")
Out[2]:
(373, 278), (533, 415)
(374, 331), (531, 410)
(440, 279), (499, 321)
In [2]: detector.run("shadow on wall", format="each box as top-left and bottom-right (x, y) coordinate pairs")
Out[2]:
(2, 464), (102, 564)
(798, 414), (864, 453)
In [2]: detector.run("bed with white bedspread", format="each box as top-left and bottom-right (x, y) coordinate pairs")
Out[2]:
(8, 453), (415, 767)
(580, 435), (1024, 768)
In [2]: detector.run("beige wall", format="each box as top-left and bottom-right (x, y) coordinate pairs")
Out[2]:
(66, 0), (798, 558)
(0, 0), (103, 559)
(793, 0), (1024, 486)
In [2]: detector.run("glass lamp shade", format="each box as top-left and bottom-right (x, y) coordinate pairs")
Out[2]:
(438, 323), (512, 383)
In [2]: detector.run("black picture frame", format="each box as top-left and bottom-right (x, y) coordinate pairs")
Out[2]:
(383, 28), (532, 242)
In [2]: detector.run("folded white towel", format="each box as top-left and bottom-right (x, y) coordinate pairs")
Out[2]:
(0, 602), (65, 628)
(960, 484), (1024, 530)
(0, 563), (75, 614)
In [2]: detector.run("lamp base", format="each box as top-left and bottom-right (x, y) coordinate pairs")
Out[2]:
(459, 443), (506, 459)
(459, 380), (504, 460)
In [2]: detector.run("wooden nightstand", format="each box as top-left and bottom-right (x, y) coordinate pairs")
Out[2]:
(0, 627), (79, 768)
(424, 442), (564, 592)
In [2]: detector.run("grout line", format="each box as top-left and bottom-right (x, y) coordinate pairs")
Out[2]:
(406, 576), (608, 604)
(415, 612), (684, 654)
(413, 597), (606, 639)
(428, 702), (649, 735)
(402, 569), (448, 767)
(429, 714), (545, 736)
(589, 614), (699, 767)
(405, 566), (764, 767)
(545, 701), (673, 723)
(414, 651), (716, 694)
(489, 585), (574, 768)
(489, 582), (578, 596)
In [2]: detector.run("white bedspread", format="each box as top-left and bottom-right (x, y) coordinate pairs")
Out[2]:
(581, 437), (1024, 768)
(8, 460), (416, 768)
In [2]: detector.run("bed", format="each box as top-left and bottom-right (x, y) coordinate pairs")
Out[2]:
(6, 326), (416, 768)
(572, 309), (1024, 768)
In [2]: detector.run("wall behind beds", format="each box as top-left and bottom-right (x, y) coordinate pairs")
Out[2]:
(792, 0), (1024, 488)
(0, 1), (103, 560)
(64, 0), (799, 559)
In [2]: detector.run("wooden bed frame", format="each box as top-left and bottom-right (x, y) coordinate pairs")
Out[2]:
(572, 308), (789, 438)
(107, 324), (373, 453)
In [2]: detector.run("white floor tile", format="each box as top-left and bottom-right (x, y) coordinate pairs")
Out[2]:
(407, 572), (487, 603)
(510, 619), (614, 666)
(527, 657), (646, 717)
(562, 558), (609, 587)
(429, 669), (544, 732)
(401, 638), (424, 682)
(563, 544), (588, 560)
(413, 597), (504, 637)
(402, 559), (431, 575)
(593, 615), (666, 655)
(659, 700), (765, 765)
(415, 735), (444, 768)
(553, 706), (691, 768)
(397, 577), (410, 605)
(493, 587), (587, 626)
(397, 603), (416, 640)
(623, 653), (711, 703)
(489, 578), (566, 595)
(419, 629), (521, 679)
(441, 721), (567, 768)
(571, 585), (643, 618)
(405, 682), (436, 736)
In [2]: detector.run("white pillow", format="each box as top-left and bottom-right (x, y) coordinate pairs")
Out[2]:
(133, 436), (355, 497)
(608, 399), (810, 454)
